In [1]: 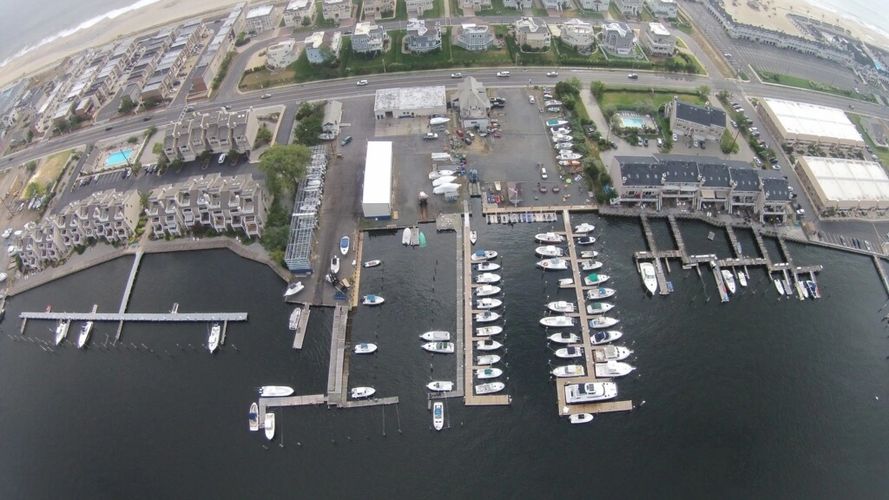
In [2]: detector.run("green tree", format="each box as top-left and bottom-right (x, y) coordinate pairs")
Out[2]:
(261, 225), (290, 252)
(145, 125), (158, 138)
(255, 124), (273, 148)
(119, 96), (136, 114)
(127, 136), (139, 144)
(26, 160), (37, 174)
(696, 85), (710, 98)
(258, 144), (311, 196)
(293, 114), (322, 146)
(139, 191), (150, 209)
(590, 81), (606, 100)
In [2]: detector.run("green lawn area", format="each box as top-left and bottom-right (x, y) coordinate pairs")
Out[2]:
(598, 89), (706, 115)
(239, 67), (298, 90)
(672, 12), (694, 34)
(577, 9), (605, 19)
(426, 0), (444, 18)
(477, 0), (521, 16)
(449, 0), (462, 16)
(757, 69), (877, 103)
(531, 6), (548, 16)
(313, 2), (336, 28)
(849, 114), (889, 166)
(505, 35), (558, 66)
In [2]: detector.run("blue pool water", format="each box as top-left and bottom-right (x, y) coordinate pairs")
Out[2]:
(618, 115), (646, 128)
(105, 148), (134, 167)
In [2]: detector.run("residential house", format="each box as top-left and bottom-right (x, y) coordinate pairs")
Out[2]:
(322, 0), (352, 22)
(405, 19), (442, 53)
(266, 39), (300, 69)
(503, 0), (532, 9)
(579, 0), (608, 11)
(406, 0), (435, 16)
(246, 4), (276, 33)
(666, 97), (726, 143)
(600, 22), (636, 56)
(455, 24), (495, 51)
(642, 22), (675, 56)
(283, 0), (316, 26)
(363, 0), (396, 19)
(614, 0), (643, 16)
(540, 0), (570, 10)
(559, 19), (595, 51)
(456, 76), (491, 129)
(461, 0), (492, 10)
(514, 18), (551, 50)
(351, 22), (387, 54)
(305, 31), (343, 63)
(646, 0), (677, 18)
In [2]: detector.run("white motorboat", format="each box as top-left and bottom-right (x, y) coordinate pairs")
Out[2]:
(475, 382), (505, 395)
(589, 316), (619, 329)
(591, 330), (622, 345)
(580, 260), (603, 271)
(537, 258), (568, 271)
(476, 326), (503, 336)
(575, 236), (596, 246)
(428, 169), (455, 180)
(475, 339), (502, 351)
(551, 134), (571, 143)
(259, 386), (295, 397)
(208, 322), (221, 353)
(738, 271), (748, 287)
(77, 321), (93, 349)
(475, 311), (501, 323)
(248, 402), (259, 432)
(548, 332), (580, 344)
(583, 273), (610, 286)
(586, 287), (616, 300)
(476, 273), (501, 284)
(594, 360), (636, 378)
(422, 342), (455, 353)
(551, 127), (572, 136)
(432, 175), (457, 187)
(535, 232), (565, 243)
(569, 413), (594, 424)
(555, 142), (574, 150)
(264, 413), (276, 441)
(476, 367), (503, 379)
(475, 285), (501, 297)
(555, 346), (583, 359)
(470, 231), (478, 245)
(283, 281), (304, 297)
(557, 152), (583, 161)
(330, 255), (340, 274)
(476, 298), (502, 309)
(773, 278), (785, 295)
(476, 262), (500, 272)
(339, 235), (350, 255)
(546, 118), (569, 127)
(362, 294), (385, 306)
(430, 116), (450, 126)
(565, 382), (618, 403)
(639, 262), (657, 294)
(433, 401), (444, 431)
(593, 345), (633, 362)
(54, 319), (70, 346)
(476, 354), (501, 365)
(547, 301), (576, 313)
(721, 269), (737, 294)
(535, 245), (564, 257)
(363, 259), (382, 268)
(471, 250), (498, 262)
(427, 381), (454, 392)
(290, 308), (304, 331)
(540, 316), (574, 327)
(559, 278), (574, 287)
(580, 250), (599, 259)
(552, 364), (585, 378)
(402, 227), (411, 245)
(351, 386), (376, 399)
(353, 343), (378, 354)
(586, 302), (615, 314)
(574, 223), (595, 234)
(420, 330), (450, 341)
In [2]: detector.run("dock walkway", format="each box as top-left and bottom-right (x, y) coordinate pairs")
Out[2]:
(291, 304), (311, 349)
(326, 304), (349, 406)
(20, 311), (247, 322)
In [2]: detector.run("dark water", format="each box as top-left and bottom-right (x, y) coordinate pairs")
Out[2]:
(2, 215), (889, 498)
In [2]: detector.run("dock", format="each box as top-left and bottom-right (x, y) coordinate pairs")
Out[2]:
(434, 214), (466, 401)
(874, 255), (889, 297)
(19, 311), (247, 322)
(290, 303), (311, 349)
(326, 304), (349, 406)
(116, 251), (144, 340)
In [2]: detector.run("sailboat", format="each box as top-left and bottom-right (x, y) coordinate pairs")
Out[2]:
(54, 319), (70, 345)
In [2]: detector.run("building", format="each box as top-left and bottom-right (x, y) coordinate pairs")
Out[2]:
(667, 98), (726, 143)
(455, 24), (496, 52)
(362, 141), (393, 218)
(163, 108), (259, 161)
(514, 18), (551, 50)
(406, 0), (434, 16)
(600, 22), (636, 56)
(322, 0), (352, 22)
(579, 0), (608, 11)
(283, 0), (316, 26)
(456, 76), (491, 129)
(642, 22), (675, 56)
(305, 31), (342, 63)
(759, 98), (865, 151)
(266, 40), (300, 69)
(614, 0), (643, 16)
(760, 177), (792, 222)
(461, 0), (493, 10)
(373, 86), (447, 119)
(559, 19), (595, 51)
(363, 0), (395, 19)
(646, 0), (677, 18)
(246, 4), (276, 33)
(503, 0), (532, 9)
(321, 100), (343, 138)
(795, 156), (889, 216)
(540, 0), (570, 10)
(351, 22), (387, 54)
(191, 3), (245, 96)
(405, 19), (442, 53)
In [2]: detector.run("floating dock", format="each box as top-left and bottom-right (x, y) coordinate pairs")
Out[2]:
(326, 304), (349, 406)
(290, 303), (311, 349)
(19, 311), (248, 322)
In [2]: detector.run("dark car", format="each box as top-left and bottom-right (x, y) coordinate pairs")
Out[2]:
(340, 135), (352, 146)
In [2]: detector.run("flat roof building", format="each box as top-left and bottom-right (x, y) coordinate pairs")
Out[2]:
(362, 141), (393, 218)
(373, 86), (447, 119)
(795, 156), (889, 215)
(760, 98), (865, 150)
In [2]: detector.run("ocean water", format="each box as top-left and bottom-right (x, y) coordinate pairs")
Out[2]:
(804, 0), (889, 39)
(1, 215), (889, 497)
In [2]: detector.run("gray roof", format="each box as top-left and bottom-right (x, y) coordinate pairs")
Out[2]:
(728, 167), (760, 192)
(698, 163), (731, 187)
(762, 177), (791, 201)
(675, 101), (726, 128)
(617, 155), (769, 192)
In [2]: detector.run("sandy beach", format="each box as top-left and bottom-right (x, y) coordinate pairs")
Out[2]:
(0, 0), (245, 87)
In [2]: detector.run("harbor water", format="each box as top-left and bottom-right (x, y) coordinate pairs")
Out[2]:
(1, 215), (889, 498)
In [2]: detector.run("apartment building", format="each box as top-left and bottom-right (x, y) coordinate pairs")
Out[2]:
(666, 98), (726, 143)
(246, 4), (277, 33)
(192, 3), (245, 96)
(455, 24), (496, 51)
(514, 17), (551, 50)
(322, 0), (352, 21)
(163, 108), (259, 161)
(283, 0), (316, 26)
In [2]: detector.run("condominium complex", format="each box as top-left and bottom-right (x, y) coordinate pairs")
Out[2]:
(666, 98), (726, 143)
(192, 3), (246, 96)
(163, 108), (259, 162)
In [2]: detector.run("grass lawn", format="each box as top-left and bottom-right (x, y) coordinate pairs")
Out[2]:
(505, 35), (558, 66)
(385, 30), (454, 71)
(240, 67), (298, 90)
(849, 114), (889, 166)
(757, 69), (876, 103)
(577, 9), (605, 18)
(598, 89), (705, 114)
(673, 12), (694, 34)
(449, 0), (462, 16)
(531, 6), (548, 16)
(29, 149), (72, 188)
(313, 2), (336, 28)
(426, 0), (444, 18)
(477, 0), (521, 16)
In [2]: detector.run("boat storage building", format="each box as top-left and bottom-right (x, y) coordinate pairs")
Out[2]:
(794, 156), (889, 215)
(362, 141), (393, 218)
(759, 98), (865, 151)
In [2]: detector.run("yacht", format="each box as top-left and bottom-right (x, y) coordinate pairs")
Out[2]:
(593, 345), (632, 362)
(420, 331), (450, 341)
(594, 361), (636, 378)
(475, 273), (501, 284)
(350, 387), (376, 399)
(555, 346), (584, 359)
(475, 311), (500, 323)
(579, 250), (599, 259)
(402, 227), (411, 245)
(476, 326), (503, 336)
(433, 402), (444, 431)
(547, 332), (580, 344)
(248, 402), (259, 432)
(738, 270), (748, 287)
(363, 259), (382, 268)
(422, 342), (455, 353)
(339, 235), (350, 255)
(535, 245), (564, 257)
(470, 231), (478, 245)
(639, 262), (657, 294)
(54, 319), (71, 345)
(557, 152), (583, 161)
(591, 330), (622, 345)
(551, 364), (585, 378)
(574, 223), (595, 234)
(583, 273), (610, 286)
(535, 232), (565, 243)
(476, 367), (503, 379)
(546, 301), (576, 313)
(475, 339), (502, 351)
(476, 262), (500, 272)
(476, 298), (502, 309)
(537, 258), (568, 271)
(721, 270), (737, 294)
(288, 307), (302, 330)
(330, 255), (340, 274)
(586, 287), (616, 300)
(575, 236), (596, 246)
(207, 323), (221, 353)
(474, 382), (505, 395)
(580, 260), (603, 271)
(569, 413), (594, 424)
(586, 302), (615, 314)
(565, 382), (618, 403)
(283, 281), (304, 297)
(361, 294), (385, 306)
(540, 316), (574, 327)
(545, 118), (569, 127)
(470, 250), (498, 262)
(259, 386), (295, 397)
(476, 354), (501, 365)
(475, 285), (501, 297)
(76, 321), (93, 349)
(353, 343), (378, 354)
(264, 413), (276, 441)
(427, 381), (454, 392)
(773, 278), (785, 295)
(589, 316), (619, 329)
(558, 278), (574, 287)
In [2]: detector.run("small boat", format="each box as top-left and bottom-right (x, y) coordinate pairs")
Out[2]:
(475, 311), (501, 323)
(574, 223), (595, 234)
(773, 278), (785, 295)
(586, 302), (615, 314)
(558, 160), (582, 168)
(551, 134), (571, 143)
(535, 232), (565, 243)
(545, 118), (568, 127)
(289, 308), (302, 330)
(362, 294), (385, 306)
(77, 321), (93, 349)
(427, 381), (454, 392)
(537, 258), (568, 271)
(721, 270), (737, 294)
(535, 245), (564, 257)
(259, 386), (295, 397)
(475, 273), (501, 284)
(639, 262), (657, 294)
(470, 231), (478, 245)
(575, 236), (596, 246)
(547, 301), (576, 313)
(475, 285), (501, 297)
(475, 382), (505, 395)
(420, 330), (450, 341)
(475, 339), (502, 351)
(552, 364), (585, 378)
(330, 255), (340, 274)
(363, 259), (382, 268)
(565, 382), (618, 403)
(580, 250), (599, 259)
(433, 401), (444, 431)
(208, 322), (221, 353)
(428, 169), (455, 180)
(586, 287), (616, 300)
(422, 342), (455, 353)
(402, 227), (411, 245)
(248, 402), (259, 432)
(593, 345), (633, 362)
(738, 271), (748, 287)
(351, 387), (376, 399)
(580, 260), (603, 271)
(476, 354), (501, 365)
(552, 127), (572, 136)
(555, 346), (584, 359)
(548, 332), (580, 344)
(558, 278), (574, 287)
(430, 116), (450, 126)
(569, 413), (594, 424)
(476, 298), (502, 309)
(476, 262), (500, 272)
(339, 236), (350, 255)
(540, 316), (574, 327)
(583, 273), (610, 286)
(54, 320), (70, 346)
(471, 250), (498, 262)
(476, 367), (503, 379)
(594, 360), (636, 378)
(476, 326), (503, 336)
(555, 141), (574, 150)
(591, 330), (622, 345)
(557, 152), (582, 161)
(353, 342), (378, 354)
(264, 413), (276, 441)
(589, 316), (619, 329)
(283, 281), (304, 297)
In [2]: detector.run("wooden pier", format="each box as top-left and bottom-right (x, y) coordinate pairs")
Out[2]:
(116, 251), (144, 340)
(436, 215), (466, 400)
(20, 311), (247, 322)
(326, 304), (349, 407)
(291, 303), (311, 349)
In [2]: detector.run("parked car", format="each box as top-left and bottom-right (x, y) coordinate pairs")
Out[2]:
(528, 95), (535, 104)
(424, 132), (438, 140)
(218, 153), (227, 164)
(341, 135), (352, 146)
(541, 167), (548, 179)
(356, 79), (368, 86)
(1, 228), (12, 239)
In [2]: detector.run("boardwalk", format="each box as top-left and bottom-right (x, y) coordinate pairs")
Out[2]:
(326, 304), (349, 406)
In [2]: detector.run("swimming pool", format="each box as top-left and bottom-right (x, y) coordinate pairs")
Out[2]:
(105, 148), (134, 168)
(619, 116), (646, 128)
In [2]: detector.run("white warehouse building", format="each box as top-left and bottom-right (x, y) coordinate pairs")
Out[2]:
(373, 86), (447, 119)
(362, 141), (393, 218)
(760, 98), (865, 151)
